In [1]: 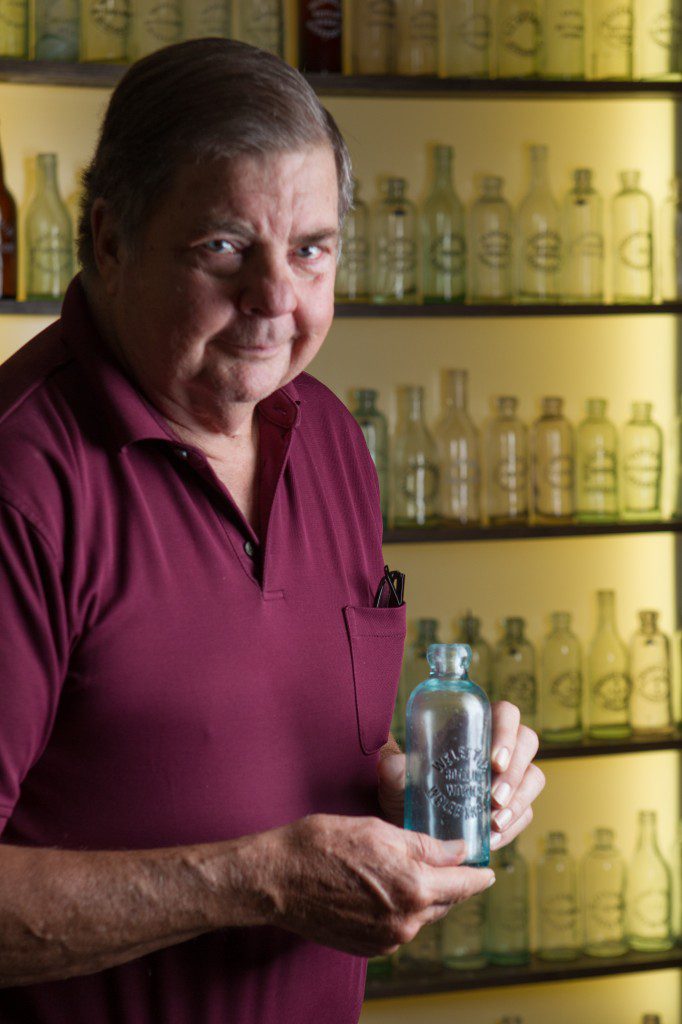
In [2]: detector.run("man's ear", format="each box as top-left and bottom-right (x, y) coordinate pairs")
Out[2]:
(90, 198), (125, 295)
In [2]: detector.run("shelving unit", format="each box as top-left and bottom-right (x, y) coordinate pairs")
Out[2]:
(384, 519), (682, 543)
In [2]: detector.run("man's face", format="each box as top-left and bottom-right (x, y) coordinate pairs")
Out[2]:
(105, 144), (340, 425)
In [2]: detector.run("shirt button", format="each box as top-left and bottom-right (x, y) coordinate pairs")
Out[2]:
(244, 540), (256, 558)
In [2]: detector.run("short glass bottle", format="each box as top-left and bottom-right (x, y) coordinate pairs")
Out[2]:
(396, 0), (439, 75)
(0, 0), (28, 57)
(26, 154), (74, 301)
(636, 0), (682, 80)
(542, 0), (585, 78)
(352, 0), (396, 73)
(561, 168), (605, 303)
(35, 0), (79, 59)
(530, 396), (575, 524)
(443, 0), (491, 77)
(592, 0), (633, 79)
(576, 398), (618, 522)
(484, 396), (529, 525)
(493, 617), (537, 729)
(128, 0), (182, 59)
(536, 831), (580, 961)
(405, 643), (491, 866)
(351, 389), (389, 527)
(540, 611), (583, 742)
(630, 610), (673, 734)
(659, 177), (682, 301)
(582, 828), (628, 957)
(422, 145), (466, 304)
(373, 178), (419, 304)
(516, 144), (562, 303)
(620, 402), (663, 520)
(434, 369), (481, 525)
(391, 617), (440, 747)
(80, 0), (129, 61)
(443, 892), (487, 969)
(587, 589), (632, 739)
(458, 612), (493, 694)
(391, 385), (439, 528)
(336, 178), (371, 302)
(469, 175), (513, 303)
(495, 0), (542, 78)
(234, 0), (283, 56)
(628, 809), (673, 952)
(612, 170), (654, 303)
(485, 839), (530, 965)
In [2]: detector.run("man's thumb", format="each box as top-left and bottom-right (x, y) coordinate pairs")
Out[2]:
(403, 829), (468, 867)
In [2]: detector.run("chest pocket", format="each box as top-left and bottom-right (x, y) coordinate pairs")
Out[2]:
(343, 604), (407, 755)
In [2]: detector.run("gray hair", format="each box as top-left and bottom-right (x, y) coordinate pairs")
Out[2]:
(77, 37), (353, 273)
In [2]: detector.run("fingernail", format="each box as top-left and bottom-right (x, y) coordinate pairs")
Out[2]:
(493, 808), (513, 829)
(493, 782), (512, 807)
(490, 832), (502, 849)
(487, 873), (496, 888)
(493, 747), (511, 771)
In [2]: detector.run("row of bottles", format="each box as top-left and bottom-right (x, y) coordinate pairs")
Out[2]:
(338, 145), (678, 306)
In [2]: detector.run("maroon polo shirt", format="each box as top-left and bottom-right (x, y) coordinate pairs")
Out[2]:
(0, 278), (406, 1024)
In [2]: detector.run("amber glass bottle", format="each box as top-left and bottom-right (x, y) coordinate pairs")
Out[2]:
(298, 0), (342, 72)
(0, 130), (16, 299)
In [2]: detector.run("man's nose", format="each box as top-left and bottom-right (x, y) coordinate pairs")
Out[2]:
(238, 253), (297, 318)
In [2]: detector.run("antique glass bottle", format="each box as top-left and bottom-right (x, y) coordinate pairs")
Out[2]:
(443, 0), (490, 77)
(298, 0), (342, 72)
(26, 154), (74, 301)
(516, 145), (562, 303)
(536, 831), (580, 961)
(395, 919), (442, 974)
(443, 892), (486, 968)
(669, 820), (682, 941)
(485, 839), (530, 964)
(405, 643), (491, 866)
(587, 590), (631, 739)
(540, 612), (582, 742)
(422, 146), (466, 304)
(391, 385), (439, 527)
(592, 0), (633, 78)
(576, 398), (618, 521)
(542, 0), (584, 78)
(493, 617), (537, 728)
(469, 176), (513, 302)
(392, 618), (440, 746)
(530, 396), (575, 523)
(351, 389), (389, 527)
(562, 168), (605, 302)
(495, 0), (541, 77)
(434, 369), (481, 525)
(659, 178), (682, 300)
(353, 0), (397, 73)
(35, 0), (79, 59)
(0, 131), (17, 300)
(234, 0), (283, 56)
(128, 0), (182, 59)
(620, 402), (663, 520)
(373, 178), (419, 304)
(80, 0), (129, 59)
(459, 612), (493, 694)
(484, 396), (528, 524)
(336, 178), (370, 302)
(628, 810), (673, 951)
(397, 0), (439, 75)
(630, 611), (673, 733)
(183, 0), (231, 40)
(582, 828), (627, 957)
(0, 0), (28, 56)
(636, 0), (682, 80)
(612, 171), (654, 303)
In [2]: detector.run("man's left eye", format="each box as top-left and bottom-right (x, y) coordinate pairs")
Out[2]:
(297, 245), (322, 259)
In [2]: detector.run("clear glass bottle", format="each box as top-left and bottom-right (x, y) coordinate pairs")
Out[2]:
(612, 170), (654, 303)
(493, 617), (537, 728)
(405, 643), (492, 866)
(298, 0), (342, 73)
(443, 0), (491, 77)
(636, 0), (682, 80)
(659, 177), (682, 301)
(80, 0), (129, 60)
(582, 828), (628, 957)
(35, 0), (79, 59)
(443, 892), (487, 968)
(183, 0), (231, 39)
(540, 611), (583, 742)
(391, 385), (439, 527)
(484, 396), (529, 524)
(542, 0), (585, 78)
(536, 831), (580, 961)
(128, 0), (182, 59)
(469, 175), (513, 302)
(669, 820), (682, 942)
(516, 144), (562, 302)
(620, 402), (663, 520)
(234, 0), (282, 56)
(458, 612), (493, 693)
(0, 128), (17, 300)
(0, 0), (28, 56)
(353, 0), (397, 73)
(351, 389), (389, 527)
(530, 396), (575, 523)
(26, 154), (74, 302)
(628, 809), (673, 951)
(495, 0), (542, 77)
(422, 145), (466, 303)
(592, 0), (633, 78)
(562, 168), (605, 302)
(336, 178), (371, 302)
(397, 0), (439, 75)
(392, 618), (440, 746)
(675, 393), (682, 518)
(576, 398), (618, 521)
(434, 369), (481, 525)
(587, 589), (632, 739)
(395, 919), (442, 974)
(630, 610), (673, 733)
(373, 177), (419, 304)
(485, 840), (531, 965)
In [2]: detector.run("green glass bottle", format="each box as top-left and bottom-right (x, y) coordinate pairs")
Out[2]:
(493, 617), (537, 729)
(530, 396), (575, 524)
(391, 617), (440, 747)
(79, 0), (129, 61)
(620, 402), (663, 521)
(434, 369), (481, 525)
(458, 611), (492, 694)
(628, 810), (673, 952)
(630, 610), (673, 734)
(373, 177), (419, 304)
(390, 385), (439, 528)
(336, 178), (370, 302)
(485, 839), (530, 965)
(26, 154), (74, 302)
(0, 0), (28, 57)
(592, 0), (633, 79)
(443, 892), (486, 968)
(536, 831), (580, 961)
(576, 398), (618, 522)
(587, 589), (632, 739)
(422, 145), (466, 304)
(351, 388), (389, 527)
(582, 828), (627, 957)
(540, 611), (583, 742)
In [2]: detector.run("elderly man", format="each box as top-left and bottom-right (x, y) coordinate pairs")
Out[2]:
(0, 38), (544, 1023)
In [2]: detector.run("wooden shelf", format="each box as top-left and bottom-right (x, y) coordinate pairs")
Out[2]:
(383, 519), (682, 544)
(336, 301), (682, 318)
(537, 728), (682, 761)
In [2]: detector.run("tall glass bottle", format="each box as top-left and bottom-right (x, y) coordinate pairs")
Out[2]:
(495, 0), (542, 77)
(484, 396), (529, 524)
(612, 170), (654, 303)
(234, 0), (283, 56)
(562, 168), (605, 302)
(298, 0), (342, 72)
(636, 0), (682, 80)
(628, 810), (673, 951)
(540, 611), (583, 742)
(582, 828), (628, 957)
(443, 893), (487, 968)
(576, 398), (618, 521)
(469, 175), (513, 303)
(422, 145), (466, 304)
(443, 0), (490, 77)
(587, 589), (631, 739)
(351, 389), (389, 527)
(0, 131), (17, 300)
(458, 612), (493, 693)
(336, 178), (370, 302)
(397, 0), (439, 75)
(485, 840), (530, 964)
(391, 385), (439, 527)
(128, 0), (182, 59)
(0, 0), (28, 56)
(35, 0), (79, 59)
(592, 0), (633, 79)
(630, 611), (673, 733)
(434, 369), (481, 525)
(392, 618), (440, 746)
(530, 396), (575, 523)
(353, 0), (397, 73)
(516, 145), (562, 302)
(373, 178), (419, 304)
(26, 154), (74, 302)
(182, 0), (231, 39)
(493, 617), (537, 728)
(80, 0), (129, 59)
(620, 402), (663, 520)
(542, 0), (584, 78)
(659, 177), (682, 300)
(536, 831), (580, 960)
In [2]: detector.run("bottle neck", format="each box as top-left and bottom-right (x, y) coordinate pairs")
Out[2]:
(597, 593), (616, 630)
(443, 372), (468, 413)
(432, 148), (453, 190)
(530, 148), (550, 191)
(36, 156), (58, 195)
(399, 388), (425, 425)
(355, 390), (377, 415)
(636, 813), (659, 852)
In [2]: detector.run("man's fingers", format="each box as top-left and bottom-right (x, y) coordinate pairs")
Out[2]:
(492, 762), (545, 833)
(490, 806), (534, 852)
(492, 723), (539, 809)
(490, 700), (521, 773)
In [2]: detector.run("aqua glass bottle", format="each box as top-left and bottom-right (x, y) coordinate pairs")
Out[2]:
(612, 171), (654, 303)
(620, 402), (663, 520)
(592, 0), (633, 78)
(540, 611), (583, 742)
(495, 0), (542, 77)
(630, 611), (673, 734)
(469, 176), (513, 303)
(636, 0), (682, 80)
(536, 831), (580, 961)
(373, 178), (419, 304)
(493, 617), (537, 728)
(542, 0), (585, 78)
(659, 177), (682, 301)
(352, 0), (396, 73)
(80, 0), (129, 60)
(351, 389), (389, 527)
(443, 0), (491, 77)
(422, 145), (466, 304)
(628, 810), (673, 952)
(391, 385), (439, 528)
(587, 589), (632, 739)
(434, 369), (481, 525)
(396, 0), (439, 75)
(391, 617), (440, 746)
(336, 178), (371, 302)
(405, 643), (491, 866)
(484, 396), (529, 525)
(26, 154), (74, 302)
(35, 0), (79, 58)
(128, 0), (182, 59)
(582, 828), (627, 957)
(395, 919), (442, 974)
(234, 0), (283, 56)
(530, 396), (575, 523)
(458, 612), (493, 694)
(516, 145), (562, 303)
(0, 0), (28, 56)
(576, 398), (618, 522)
(443, 892), (487, 968)
(562, 168), (605, 302)
(485, 840), (530, 965)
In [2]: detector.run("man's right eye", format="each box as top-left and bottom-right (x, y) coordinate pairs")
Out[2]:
(205, 239), (238, 254)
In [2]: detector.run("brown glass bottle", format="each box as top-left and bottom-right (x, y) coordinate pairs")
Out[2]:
(0, 135), (16, 299)
(298, 0), (342, 73)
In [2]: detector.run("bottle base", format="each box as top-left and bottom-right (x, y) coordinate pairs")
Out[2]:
(443, 953), (487, 970)
(629, 937), (674, 953)
(542, 727), (583, 743)
(486, 951), (530, 966)
(536, 948), (580, 962)
(588, 725), (632, 739)
(583, 941), (628, 958)
(631, 724), (674, 736)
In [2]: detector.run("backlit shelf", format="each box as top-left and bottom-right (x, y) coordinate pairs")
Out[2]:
(537, 728), (682, 761)
(336, 301), (682, 318)
(383, 520), (682, 543)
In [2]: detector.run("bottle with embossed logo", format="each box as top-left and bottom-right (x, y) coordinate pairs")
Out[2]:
(336, 178), (370, 302)
(0, 0), (28, 57)
(434, 368), (481, 524)
(628, 809), (673, 951)
(422, 145), (466, 303)
(592, 0), (633, 78)
(183, 0), (231, 42)
(484, 396), (529, 524)
(458, 612), (493, 693)
(562, 168), (605, 302)
(443, 0), (491, 77)
(630, 610), (673, 733)
(35, 0), (79, 59)
(495, 0), (542, 77)
(26, 154), (73, 301)
(542, 0), (585, 78)
(485, 839), (530, 964)
(530, 396), (575, 524)
(493, 617), (537, 728)
(582, 828), (627, 957)
(516, 144), (561, 302)
(81, 0), (130, 60)
(587, 589), (631, 739)
(536, 831), (580, 960)
(576, 398), (618, 521)
(353, 0), (397, 73)
(373, 177), (419, 303)
(635, 0), (682, 80)
(234, 0), (283, 56)
(404, 643), (491, 867)
(540, 612), (583, 742)
(128, 0), (182, 59)
(612, 171), (654, 302)
(299, 0), (342, 72)
(620, 402), (663, 520)
(470, 176), (513, 302)
(397, 0), (439, 74)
